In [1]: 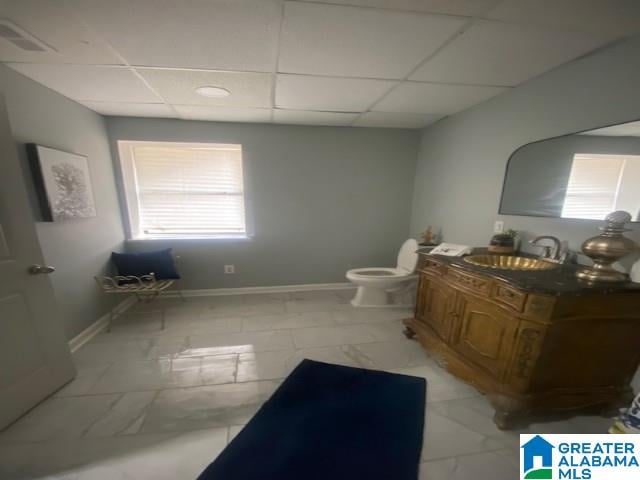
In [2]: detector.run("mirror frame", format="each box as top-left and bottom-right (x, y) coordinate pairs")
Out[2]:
(498, 118), (640, 223)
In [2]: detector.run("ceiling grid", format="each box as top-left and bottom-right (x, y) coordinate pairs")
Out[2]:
(0, 0), (637, 127)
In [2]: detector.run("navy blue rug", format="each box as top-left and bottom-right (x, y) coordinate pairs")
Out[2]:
(197, 359), (427, 480)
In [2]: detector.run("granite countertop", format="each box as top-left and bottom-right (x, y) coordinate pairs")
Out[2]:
(419, 248), (640, 296)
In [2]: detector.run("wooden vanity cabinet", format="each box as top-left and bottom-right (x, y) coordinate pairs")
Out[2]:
(404, 255), (640, 429)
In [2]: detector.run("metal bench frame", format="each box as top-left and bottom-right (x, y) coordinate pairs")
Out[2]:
(94, 273), (185, 331)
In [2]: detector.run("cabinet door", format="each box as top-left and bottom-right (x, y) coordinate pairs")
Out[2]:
(452, 294), (517, 379)
(417, 274), (456, 341)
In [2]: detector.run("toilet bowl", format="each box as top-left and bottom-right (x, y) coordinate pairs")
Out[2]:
(346, 239), (419, 307)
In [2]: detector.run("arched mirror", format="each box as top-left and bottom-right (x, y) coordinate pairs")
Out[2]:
(500, 120), (640, 222)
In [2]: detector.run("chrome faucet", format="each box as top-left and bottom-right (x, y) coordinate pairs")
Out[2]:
(530, 235), (568, 263)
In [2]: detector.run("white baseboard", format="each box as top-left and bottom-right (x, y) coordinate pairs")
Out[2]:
(163, 282), (354, 298)
(68, 296), (137, 353)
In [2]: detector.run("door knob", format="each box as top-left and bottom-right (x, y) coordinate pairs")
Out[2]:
(28, 264), (55, 275)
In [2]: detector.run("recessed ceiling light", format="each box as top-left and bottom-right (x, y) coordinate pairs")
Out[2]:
(195, 86), (231, 98)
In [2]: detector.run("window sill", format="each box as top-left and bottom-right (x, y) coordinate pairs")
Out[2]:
(126, 235), (253, 243)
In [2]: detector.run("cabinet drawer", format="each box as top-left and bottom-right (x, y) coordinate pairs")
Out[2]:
(419, 256), (445, 275)
(491, 282), (527, 312)
(446, 268), (490, 295)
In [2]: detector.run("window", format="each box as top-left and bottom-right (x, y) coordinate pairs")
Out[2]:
(561, 153), (626, 220)
(118, 141), (247, 239)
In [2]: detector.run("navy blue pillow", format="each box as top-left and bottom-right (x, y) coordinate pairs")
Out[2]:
(111, 248), (180, 280)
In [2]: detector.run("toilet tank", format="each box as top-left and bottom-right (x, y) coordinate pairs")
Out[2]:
(396, 239), (419, 273)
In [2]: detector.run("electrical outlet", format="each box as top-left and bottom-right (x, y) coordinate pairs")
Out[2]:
(494, 220), (504, 234)
(224, 265), (235, 274)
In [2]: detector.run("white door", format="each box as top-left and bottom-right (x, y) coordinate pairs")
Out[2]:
(0, 94), (75, 430)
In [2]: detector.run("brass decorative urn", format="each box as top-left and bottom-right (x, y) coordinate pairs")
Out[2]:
(576, 211), (638, 283)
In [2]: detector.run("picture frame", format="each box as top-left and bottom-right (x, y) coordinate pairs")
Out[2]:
(27, 144), (97, 222)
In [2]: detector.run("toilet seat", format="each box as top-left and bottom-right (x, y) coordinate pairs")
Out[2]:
(347, 267), (411, 279)
(346, 267), (416, 287)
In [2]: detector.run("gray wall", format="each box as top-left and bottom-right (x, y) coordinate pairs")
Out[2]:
(410, 35), (640, 392)
(107, 118), (419, 290)
(0, 65), (125, 340)
(410, 35), (640, 253)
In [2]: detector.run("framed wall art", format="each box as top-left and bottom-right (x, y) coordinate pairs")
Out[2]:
(27, 144), (96, 221)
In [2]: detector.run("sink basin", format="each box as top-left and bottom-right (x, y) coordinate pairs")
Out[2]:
(463, 255), (558, 271)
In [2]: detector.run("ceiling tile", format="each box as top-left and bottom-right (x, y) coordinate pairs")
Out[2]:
(273, 109), (358, 126)
(137, 68), (272, 108)
(374, 81), (507, 115)
(354, 111), (443, 128)
(174, 105), (272, 123)
(276, 74), (395, 112)
(409, 20), (611, 86)
(70, 0), (281, 72)
(80, 101), (175, 118)
(486, 0), (640, 37)
(0, 0), (123, 64)
(7, 63), (161, 103)
(294, 0), (502, 17)
(279, 2), (466, 79)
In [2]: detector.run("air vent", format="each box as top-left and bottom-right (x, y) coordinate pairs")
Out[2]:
(0, 20), (55, 53)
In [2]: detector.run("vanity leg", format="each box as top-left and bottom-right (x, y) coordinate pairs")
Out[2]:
(402, 319), (416, 339)
(490, 395), (530, 430)
(493, 410), (523, 430)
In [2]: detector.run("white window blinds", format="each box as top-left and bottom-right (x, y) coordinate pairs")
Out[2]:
(119, 142), (246, 239)
(561, 153), (625, 220)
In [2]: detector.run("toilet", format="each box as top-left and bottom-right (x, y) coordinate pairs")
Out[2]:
(346, 239), (419, 307)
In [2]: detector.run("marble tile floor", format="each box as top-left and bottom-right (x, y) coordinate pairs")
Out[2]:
(0, 289), (614, 479)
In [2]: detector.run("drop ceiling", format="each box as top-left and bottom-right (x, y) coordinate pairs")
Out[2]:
(1, 0), (638, 128)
